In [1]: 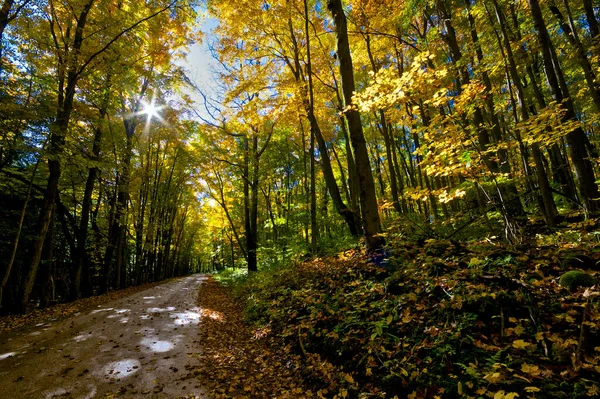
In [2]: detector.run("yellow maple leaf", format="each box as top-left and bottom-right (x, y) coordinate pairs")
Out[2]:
(494, 391), (520, 399)
(521, 363), (540, 376)
(484, 372), (503, 383)
(512, 339), (531, 349)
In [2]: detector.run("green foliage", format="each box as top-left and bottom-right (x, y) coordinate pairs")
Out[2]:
(213, 267), (248, 287)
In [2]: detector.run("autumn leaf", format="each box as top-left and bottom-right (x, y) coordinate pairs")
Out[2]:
(521, 363), (540, 376)
(493, 391), (519, 399)
(343, 373), (355, 384)
(512, 340), (532, 349)
(524, 387), (541, 393)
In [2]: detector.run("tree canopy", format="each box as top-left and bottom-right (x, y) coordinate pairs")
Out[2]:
(1, 0), (600, 315)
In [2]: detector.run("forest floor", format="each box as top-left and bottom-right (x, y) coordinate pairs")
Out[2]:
(194, 276), (310, 398)
(216, 232), (600, 399)
(0, 274), (208, 398)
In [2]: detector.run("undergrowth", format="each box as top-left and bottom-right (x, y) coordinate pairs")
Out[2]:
(219, 237), (600, 399)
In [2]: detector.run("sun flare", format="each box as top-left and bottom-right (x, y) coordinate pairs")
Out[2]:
(138, 97), (165, 126)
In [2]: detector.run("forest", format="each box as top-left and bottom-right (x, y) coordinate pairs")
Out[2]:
(1, 0), (600, 396)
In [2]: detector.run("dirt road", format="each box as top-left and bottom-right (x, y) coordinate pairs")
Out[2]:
(0, 275), (208, 398)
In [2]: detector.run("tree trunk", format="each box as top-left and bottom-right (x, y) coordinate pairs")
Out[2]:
(72, 76), (110, 299)
(491, 0), (557, 225)
(0, 159), (39, 309)
(583, 0), (599, 40)
(527, 0), (600, 215)
(0, 0), (15, 63)
(466, 0), (524, 217)
(246, 134), (259, 272)
(243, 134), (256, 271)
(20, 0), (95, 311)
(327, 0), (384, 252)
(288, 15), (361, 237)
(549, 1), (600, 112)
(38, 211), (56, 309)
(505, 1), (578, 203)
(361, 32), (401, 213)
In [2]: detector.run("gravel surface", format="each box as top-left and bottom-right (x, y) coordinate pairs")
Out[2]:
(0, 274), (208, 398)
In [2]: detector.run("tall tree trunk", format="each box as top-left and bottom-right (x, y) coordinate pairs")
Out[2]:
(300, 120), (309, 244)
(527, 0), (600, 215)
(379, 114), (402, 213)
(0, 0), (15, 64)
(243, 134), (256, 271)
(38, 210), (56, 309)
(134, 153), (150, 285)
(304, 0), (318, 253)
(21, 0), (95, 310)
(288, 17), (361, 237)
(327, 0), (384, 251)
(492, 0), (557, 225)
(0, 158), (39, 309)
(583, 0), (599, 40)
(340, 116), (361, 218)
(465, 0), (524, 217)
(72, 75), (110, 299)
(114, 125), (133, 289)
(549, 1), (600, 112)
(101, 185), (117, 293)
(245, 134), (259, 271)
(505, 1), (577, 203)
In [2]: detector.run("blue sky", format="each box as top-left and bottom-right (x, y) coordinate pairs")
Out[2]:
(177, 17), (221, 120)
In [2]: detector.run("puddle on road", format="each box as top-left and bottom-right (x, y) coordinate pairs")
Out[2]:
(147, 306), (176, 313)
(140, 338), (174, 353)
(43, 387), (69, 399)
(107, 308), (131, 319)
(73, 333), (92, 343)
(103, 359), (140, 379)
(0, 352), (16, 360)
(171, 309), (202, 325)
(90, 308), (113, 315)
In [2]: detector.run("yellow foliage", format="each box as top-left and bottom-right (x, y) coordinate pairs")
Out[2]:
(512, 340), (532, 350)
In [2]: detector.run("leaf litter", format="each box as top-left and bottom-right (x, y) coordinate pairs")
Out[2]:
(195, 276), (311, 398)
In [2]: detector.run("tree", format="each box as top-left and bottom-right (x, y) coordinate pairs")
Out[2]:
(527, 0), (600, 216)
(14, 0), (196, 310)
(327, 0), (384, 252)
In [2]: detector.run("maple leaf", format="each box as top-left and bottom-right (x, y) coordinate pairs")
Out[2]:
(520, 363), (540, 376)
(512, 340), (531, 349)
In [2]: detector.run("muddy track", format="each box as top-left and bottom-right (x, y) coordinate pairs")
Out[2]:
(0, 274), (208, 399)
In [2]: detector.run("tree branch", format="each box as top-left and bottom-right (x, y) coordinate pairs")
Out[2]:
(77, 0), (176, 77)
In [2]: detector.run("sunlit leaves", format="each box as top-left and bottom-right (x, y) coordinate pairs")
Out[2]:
(354, 52), (450, 113)
(516, 102), (581, 148)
